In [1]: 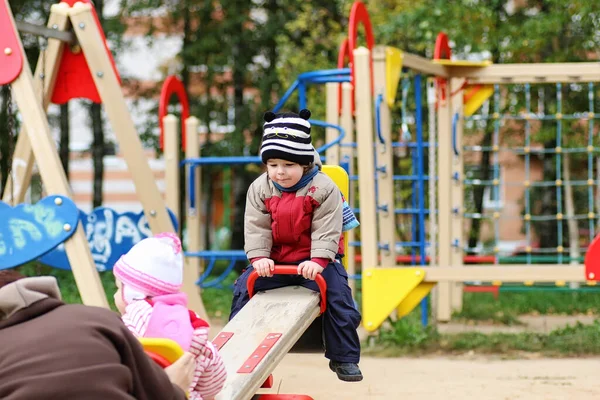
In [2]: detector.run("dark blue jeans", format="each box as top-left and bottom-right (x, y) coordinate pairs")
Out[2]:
(229, 260), (361, 363)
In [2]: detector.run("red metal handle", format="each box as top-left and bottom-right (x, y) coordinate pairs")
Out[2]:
(247, 265), (327, 314)
(146, 351), (171, 369)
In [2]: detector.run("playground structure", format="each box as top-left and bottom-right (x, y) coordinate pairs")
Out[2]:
(3, 0), (600, 399)
(163, 0), (600, 334)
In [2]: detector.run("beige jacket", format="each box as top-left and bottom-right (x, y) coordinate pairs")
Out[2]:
(244, 171), (343, 263)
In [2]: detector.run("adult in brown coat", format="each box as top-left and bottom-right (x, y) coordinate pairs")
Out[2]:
(0, 270), (195, 400)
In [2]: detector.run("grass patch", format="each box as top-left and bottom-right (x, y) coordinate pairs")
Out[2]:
(453, 291), (600, 325)
(201, 273), (236, 321)
(365, 306), (600, 357)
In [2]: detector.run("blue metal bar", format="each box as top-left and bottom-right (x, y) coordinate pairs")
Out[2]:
(183, 156), (262, 166)
(392, 142), (434, 148)
(349, 241), (430, 247)
(556, 83), (563, 264)
(199, 259), (239, 289)
(301, 76), (351, 84)
(375, 94), (385, 145)
(186, 250), (248, 258)
(273, 80), (300, 113)
(351, 208), (433, 215)
(297, 68), (351, 81)
(298, 81), (307, 110)
(411, 146), (418, 263)
(393, 175), (433, 181)
(525, 83), (532, 264)
(414, 75), (428, 327)
(452, 112), (460, 156)
(311, 120), (345, 153)
(188, 164), (197, 212)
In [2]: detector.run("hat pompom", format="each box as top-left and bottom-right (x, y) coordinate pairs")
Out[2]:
(263, 111), (277, 122)
(154, 232), (182, 254)
(299, 109), (311, 120)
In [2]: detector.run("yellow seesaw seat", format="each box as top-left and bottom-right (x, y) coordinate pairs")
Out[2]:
(139, 337), (185, 368)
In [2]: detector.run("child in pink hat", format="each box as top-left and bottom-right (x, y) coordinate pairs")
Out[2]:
(113, 232), (226, 399)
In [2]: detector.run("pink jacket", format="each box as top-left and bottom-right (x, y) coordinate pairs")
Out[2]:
(122, 293), (226, 399)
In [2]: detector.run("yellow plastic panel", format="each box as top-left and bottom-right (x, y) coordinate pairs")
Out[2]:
(362, 267), (426, 332)
(385, 47), (403, 108)
(432, 59), (492, 67)
(139, 337), (184, 365)
(397, 282), (435, 318)
(322, 165), (349, 270)
(464, 84), (494, 116)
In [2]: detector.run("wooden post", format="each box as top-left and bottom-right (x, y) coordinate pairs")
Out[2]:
(372, 46), (397, 266)
(449, 78), (465, 313)
(163, 114), (180, 228)
(340, 82), (356, 293)
(5, 0), (108, 307)
(353, 47), (378, 269)
(434, 75), (454, 322)
(184, 116), (205, 311)
(2, 4), (69, 204)
(325, 82), (340, 165)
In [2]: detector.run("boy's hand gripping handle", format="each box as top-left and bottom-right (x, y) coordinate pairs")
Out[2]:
(247, 265), (327, 314)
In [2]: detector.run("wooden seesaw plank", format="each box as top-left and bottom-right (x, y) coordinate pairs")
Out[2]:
(214, 286), (321, 400)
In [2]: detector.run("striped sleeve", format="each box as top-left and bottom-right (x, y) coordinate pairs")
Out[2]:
(188, 327), (227, 399)
(121, 300), (153, 336)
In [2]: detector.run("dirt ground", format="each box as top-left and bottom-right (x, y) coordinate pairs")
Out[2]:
(259, 353), (600, 399)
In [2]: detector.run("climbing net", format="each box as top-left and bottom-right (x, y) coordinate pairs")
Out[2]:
(462, 82), (599, 266)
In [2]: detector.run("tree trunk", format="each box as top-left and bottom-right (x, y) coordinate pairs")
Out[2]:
(59, 103), (70, 178)
(467, 122), (494, 251)
(563, 153), (579, 262)
(90, 103), (105, 208)
(539, 140), (558, 248)
(563, 153), (580, 289)
(230, 38), (249, 272)
(90, 0), (105, 209)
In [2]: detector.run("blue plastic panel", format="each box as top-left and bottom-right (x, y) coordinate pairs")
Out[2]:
(39, 207), (178, 272)
(0, 195), (79, 270)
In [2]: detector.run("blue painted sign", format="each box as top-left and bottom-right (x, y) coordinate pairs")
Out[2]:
(39, 207), (178, 272)
(0, 196), (79, 270)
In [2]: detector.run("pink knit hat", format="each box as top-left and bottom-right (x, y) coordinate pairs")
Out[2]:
(114, 232), (183, 303)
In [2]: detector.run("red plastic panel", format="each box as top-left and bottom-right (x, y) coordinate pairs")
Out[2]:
(0, 2), (23, 85)
(213, 331), (234, 351)
(433, 32), (451, 102)
(260, 374), (274, 388)
(345, 1), (375, 114)
(584, 234), (600, 281)
(158, 75), (190, 150)
(51, 0), (121, 104)
(237, 333), (282, 373)
(255, 396), (314, 400)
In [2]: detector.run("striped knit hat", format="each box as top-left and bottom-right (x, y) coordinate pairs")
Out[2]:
(260, 109), (315, 165)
